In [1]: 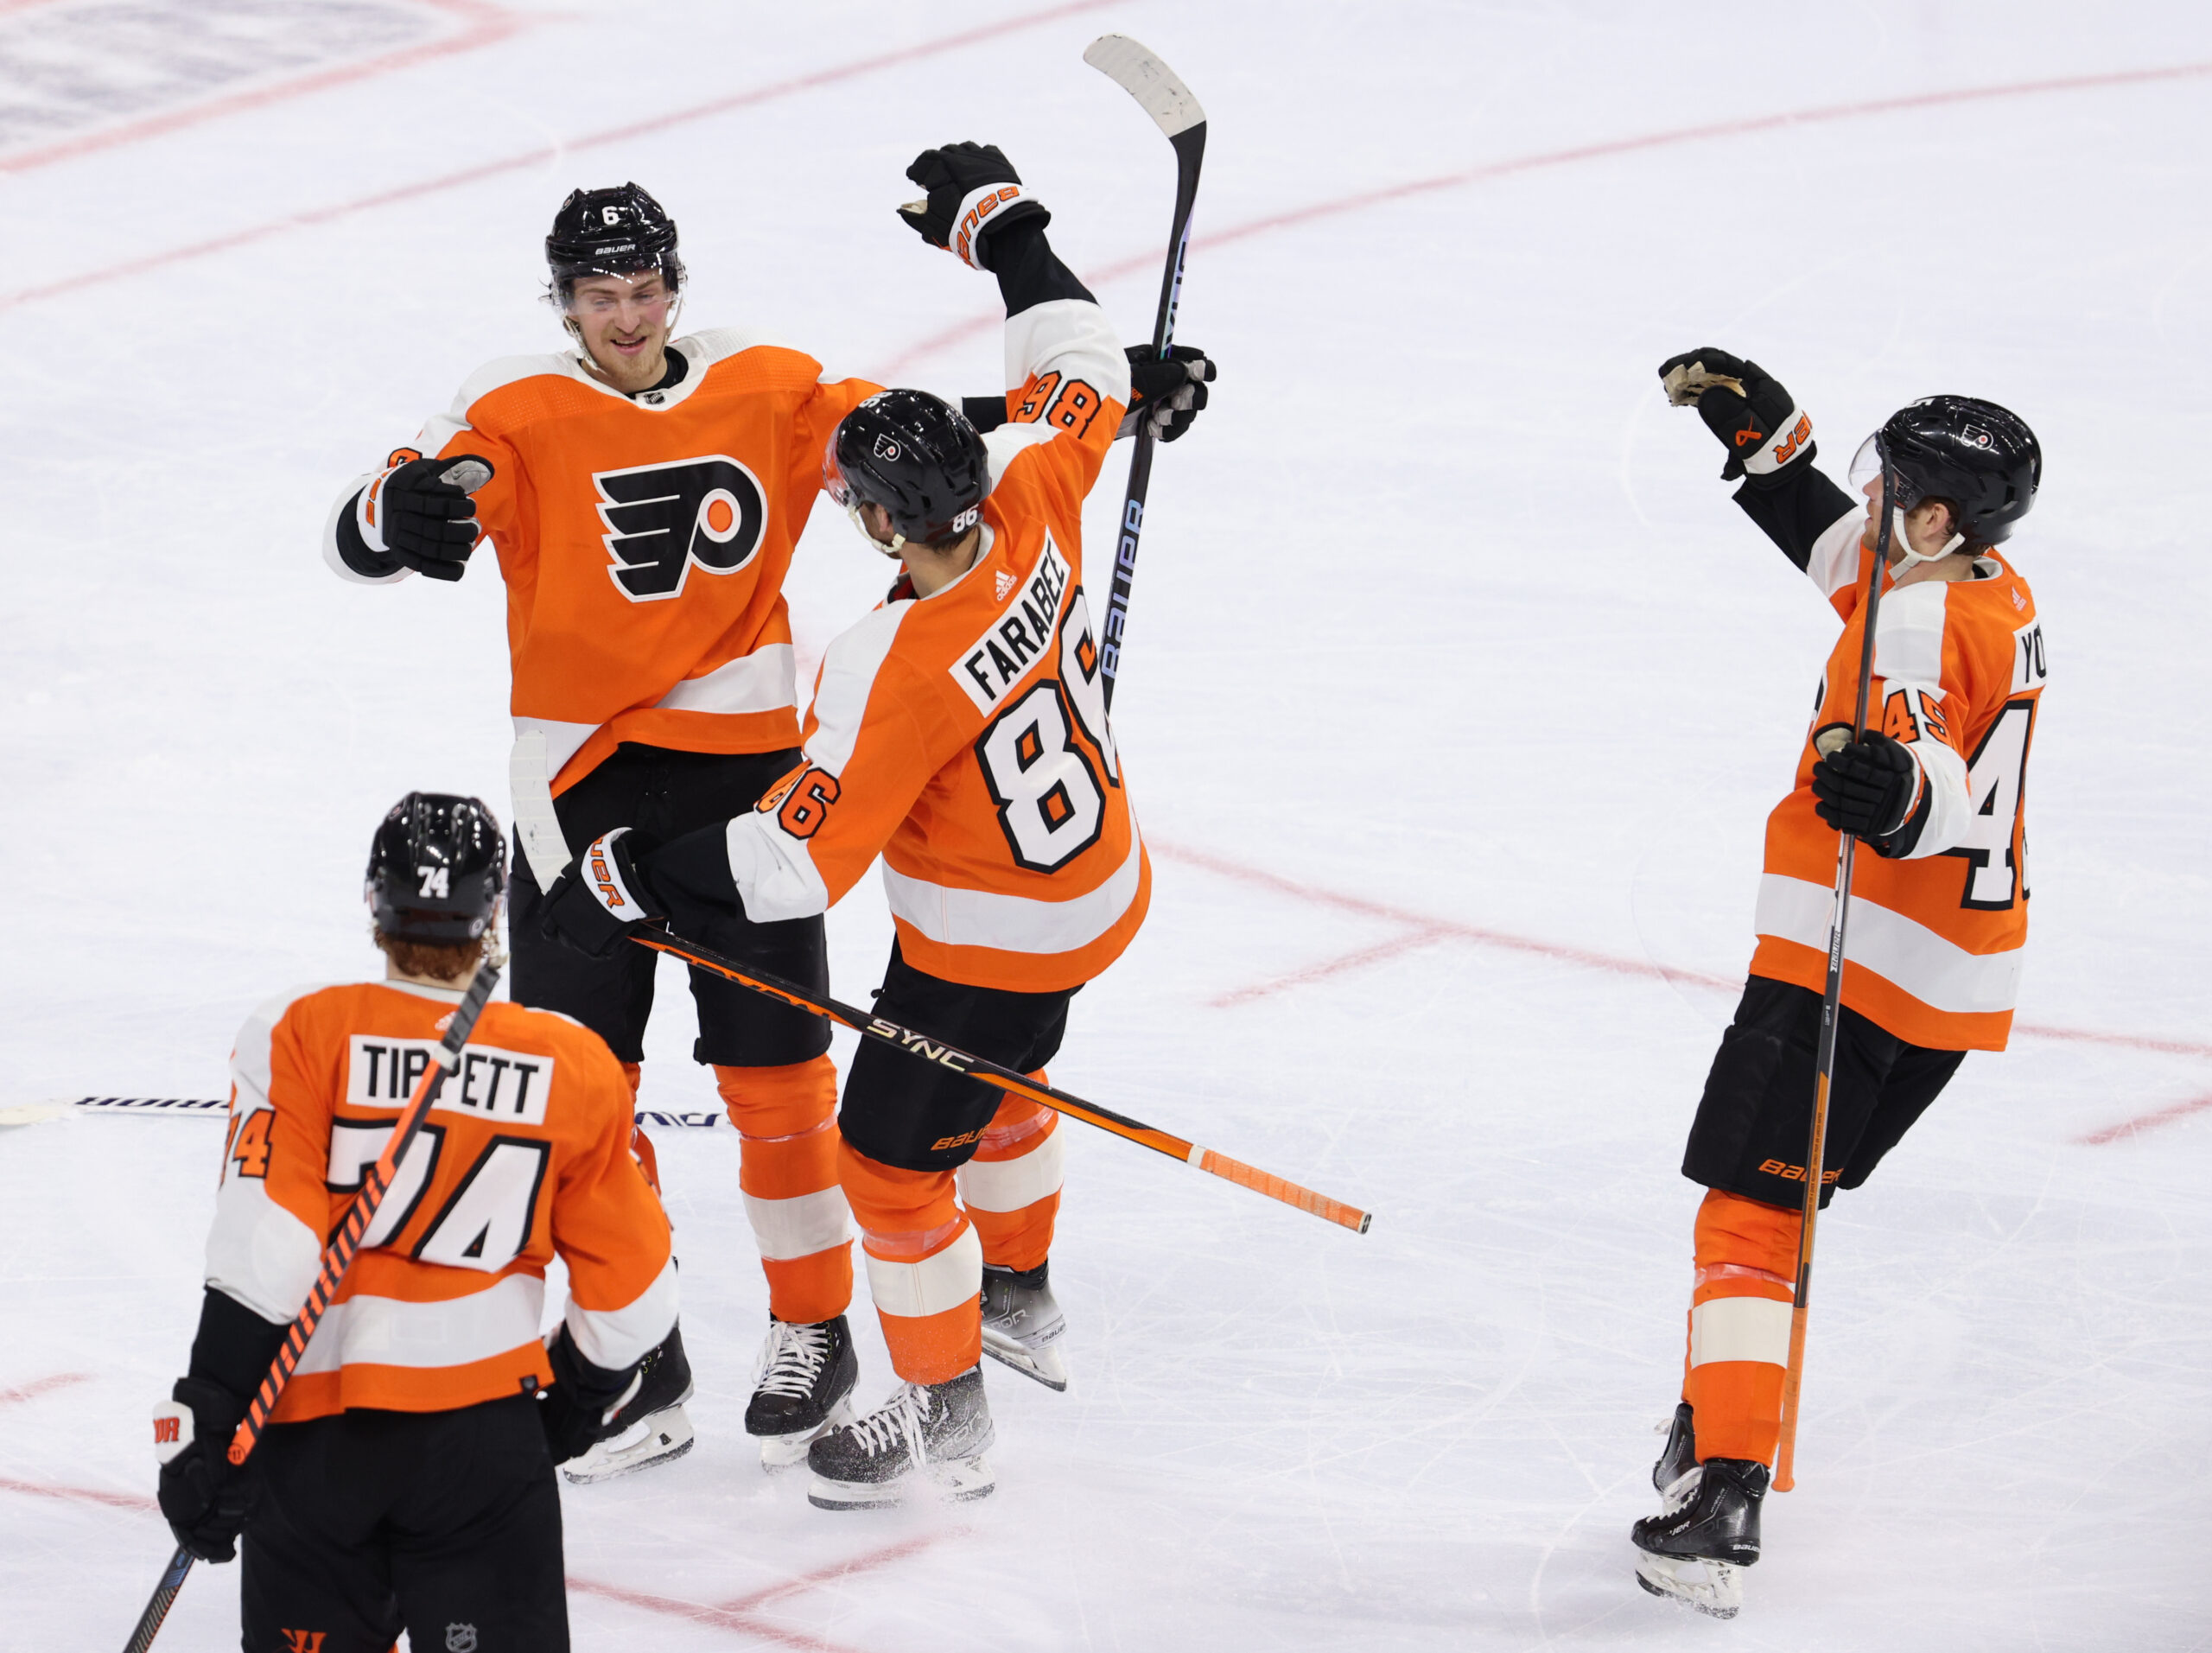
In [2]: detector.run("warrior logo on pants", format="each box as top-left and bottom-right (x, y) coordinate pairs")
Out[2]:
(593, 455), (768, 601)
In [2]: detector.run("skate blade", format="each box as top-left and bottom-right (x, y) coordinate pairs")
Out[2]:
(1634, 1548), (1742, 1618)
(980, 1326), (1069, 1392)
(562, 1403), (697, 1485)
(806, 1454), (995, 1512)
(755, 1397), (855, 1473)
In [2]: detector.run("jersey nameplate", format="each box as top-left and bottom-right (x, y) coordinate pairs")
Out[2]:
(2010, 619), (2047, 694)
(346, 1037), (555, 1128)
(952, 537), (1071, 715)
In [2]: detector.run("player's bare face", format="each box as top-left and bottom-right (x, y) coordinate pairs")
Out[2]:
(1859, 474), (1960, 566)
(568, 271), (673, 394)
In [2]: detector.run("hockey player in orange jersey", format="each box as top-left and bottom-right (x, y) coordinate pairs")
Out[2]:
(321, 178), (1209, 1475)
(1630, 351), (2045, 1617)
(543, 140), (1214, 1509)
(152, 794), (675, 1650)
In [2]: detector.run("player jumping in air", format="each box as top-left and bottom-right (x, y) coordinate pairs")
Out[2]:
(153, 794), (674, 1649)
(1631, 351), (2044, 1617)
(320, 176), (1209, 1476)
(544, 140), (1202, 1508)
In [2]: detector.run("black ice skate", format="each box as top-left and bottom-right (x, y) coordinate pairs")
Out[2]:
(805, 1365), (995, 1510)
(1630, 1435), (1767, 1620)
(979, 1261), (1069, 1391)
(563, 1324), (696, 1485)
(745, 1313), (858, 1471)
(1652, 1402), (1700, 1514)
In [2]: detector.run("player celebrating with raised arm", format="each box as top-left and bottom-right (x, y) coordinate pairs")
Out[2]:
(543, 140), (1200, 1508)
(321, 180), (1210, 1477)
(1630, 351), (2045, 1617)
(152, 794), (675, 1650)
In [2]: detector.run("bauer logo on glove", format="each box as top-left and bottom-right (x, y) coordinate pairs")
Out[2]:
(541, 827), (666, 957)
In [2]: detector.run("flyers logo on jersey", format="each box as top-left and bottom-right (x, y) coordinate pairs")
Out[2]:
(591, 455), (767, 601)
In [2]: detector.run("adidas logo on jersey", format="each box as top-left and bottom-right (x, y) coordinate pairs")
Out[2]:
(995, 569), (1015, 600)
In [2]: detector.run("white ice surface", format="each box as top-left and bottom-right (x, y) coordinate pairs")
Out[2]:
(3, 2), (2210, 1647)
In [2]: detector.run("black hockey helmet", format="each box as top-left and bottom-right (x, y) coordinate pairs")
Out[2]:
(365, 792), (507, 943)
(545, 182), (683, 303)
(823, 389), (989, 550)
(1850, 395), (2040, 548)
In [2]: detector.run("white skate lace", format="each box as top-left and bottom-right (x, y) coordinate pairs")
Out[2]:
(843, 1383), (932, 1464)
(753, 1320), (829, 1401)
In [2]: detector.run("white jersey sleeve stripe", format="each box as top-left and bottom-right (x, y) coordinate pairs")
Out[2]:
(565, 1255), (679, 1372)
(1805, 509), (1865, 600)
(1002, 297), (1130, 402)
(203, 986), (329, 1326)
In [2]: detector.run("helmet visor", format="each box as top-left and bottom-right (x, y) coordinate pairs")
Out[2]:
(1847, 431), (1925, 510)
(822, 428), (856, 508)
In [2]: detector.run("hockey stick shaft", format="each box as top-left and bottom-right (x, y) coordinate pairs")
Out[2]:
(631, 930), (1370, 1234)
(122, 958), (500, 1652)
(1774, 466), (1896, 1493)
(1084, 35), (1205, 710)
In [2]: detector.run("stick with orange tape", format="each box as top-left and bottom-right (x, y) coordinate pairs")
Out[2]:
(628, 930), (1371, 1236)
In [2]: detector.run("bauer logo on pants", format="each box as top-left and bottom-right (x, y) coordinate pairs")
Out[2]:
(345, 1036), (555, 1126)
(591, 455), (768, 601)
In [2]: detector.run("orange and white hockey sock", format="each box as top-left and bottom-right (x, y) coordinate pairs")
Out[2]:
(957, 1084), (1064, 1274)
(1681, 1187), (1801, 1465)
(839, 1140), (982, 1386)
(715, 1059), (852, 1326)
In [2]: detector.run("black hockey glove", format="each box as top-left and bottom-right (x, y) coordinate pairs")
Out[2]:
(153, 1376), (257, 1563)
(1656, 348), (1813, 488)
(537, 1325), (646, 1466)
(355, 451), (495, 582)
(1121, 345), (1216, 442)
(540, 827), (666, 958)
(898, 142), (1050, 271)
(1810, 729), (1920, 845)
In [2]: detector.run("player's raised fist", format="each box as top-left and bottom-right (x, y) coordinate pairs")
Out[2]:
(899, 142), (1051, 271)
(1656, 348), (1812, 487)
(1122, 345), (1216, 442)
(1811, 728), (1919, 849)
(357, 451), (495, 582)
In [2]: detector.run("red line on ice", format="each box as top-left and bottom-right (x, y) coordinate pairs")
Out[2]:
(0, 1371), (90, 1407)
(0, 1473), (157, 1513)
(0, 0), (1116, 313)
(570, 1530), (942, 1647)
(0, 0), (528, 176)
(880, 56), (2212, 375)
(1155, 842), (2212, 1138)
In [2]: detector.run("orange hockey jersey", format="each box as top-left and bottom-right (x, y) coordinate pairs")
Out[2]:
(323, 332), (880, 792)
(206, 978), (676, 1421)
(716, 297), (1145, 992)
(1749, 512), (2047, 1051)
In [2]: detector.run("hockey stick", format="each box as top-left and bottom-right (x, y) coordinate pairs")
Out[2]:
(1772, 462), (1897, 1494)
(1083, 33), (1205, 710)
(122, 958), (502, 1653)
(509, 734), (1368, 1233)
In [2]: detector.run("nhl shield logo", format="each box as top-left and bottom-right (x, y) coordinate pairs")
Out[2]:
(445, 1626), (479, 1653)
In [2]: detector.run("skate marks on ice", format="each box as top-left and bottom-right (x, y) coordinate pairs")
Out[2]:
(0, 0), (525, 175)
(876, 54), (2212, 379)
(1154, 841), (2212, 1145)
(570, 1529), (950, 1649)
(0, 0), (1118, 313)
(0, 1369), (159, 1515)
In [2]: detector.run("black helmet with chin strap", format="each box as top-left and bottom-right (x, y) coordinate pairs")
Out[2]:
(823, 389), (990, 554)
(545, 182), (683, 304)
(1853, 395), (2040, 549)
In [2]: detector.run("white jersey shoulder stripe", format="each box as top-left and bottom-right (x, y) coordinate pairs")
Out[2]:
(1805, 508), (1864, 601)
(420, 353), (574, 452)
(1872, 579), (1948, 688)
(807, 600), (916, 779)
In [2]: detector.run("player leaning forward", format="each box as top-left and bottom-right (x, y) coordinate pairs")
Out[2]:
(321, 175), (1206, 1473)
(1631, 351), (2045, 1616)
(153, 795), (673, 1647)
(548, 142), (1150, 1505)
